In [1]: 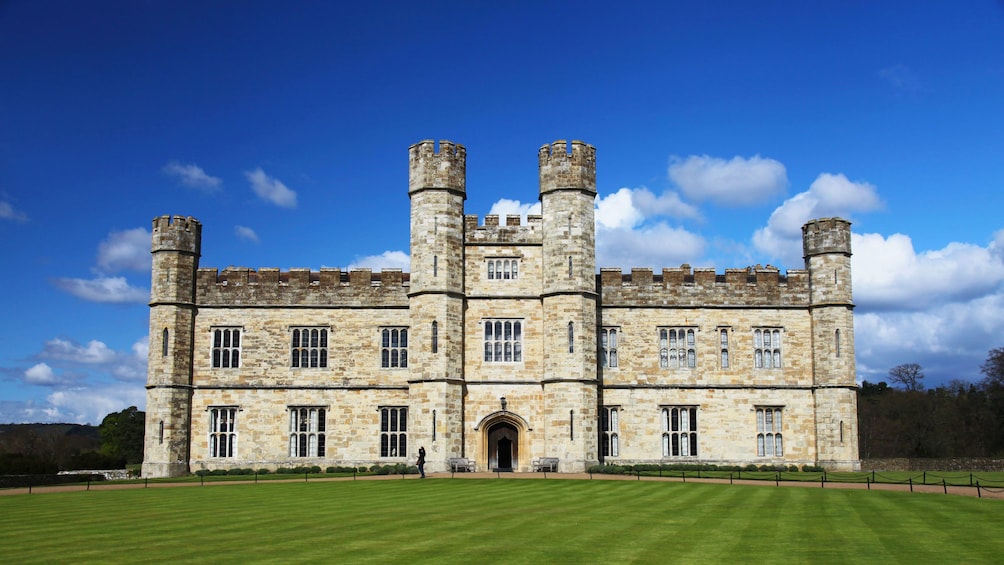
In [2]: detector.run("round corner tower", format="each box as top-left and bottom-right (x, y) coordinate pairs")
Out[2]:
(407, 140), (467, 470)
(802, 217), (860, 470)
(538, 140), (599, 471)
(143, 215), (201, 478)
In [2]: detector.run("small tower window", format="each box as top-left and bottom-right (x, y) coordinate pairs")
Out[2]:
(568, 256), (573, 279)
(431, 321), (438, 354)
(162, 328), (169, 357)
(433, 255), (438, 277)
(568, 322), (574, 353)
(835, 329), (841, 357)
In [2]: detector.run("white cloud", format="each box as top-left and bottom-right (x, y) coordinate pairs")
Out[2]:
(40, 338), (118, 364)
(44, 384), (147, 425)
(753, 172), (883, 264)
(97, 228), (151, 272)
(669, 154), (787, 206)
(24, 363), (63, 386)
(245, 168), (297, 208)
(52, 276), (149, 303)
(488, 198), (540, 221)
(348, 250), (410, 271)
(852, 232), (1004, 311)
(596, 223), (706, 270)
(163, 161), (222, 191)
(0, 200), (29, 222)
(596, 187), (700, 231)
(235, 225), (260, 243)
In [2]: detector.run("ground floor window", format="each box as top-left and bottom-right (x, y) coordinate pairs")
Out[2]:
(209, 406), (237, 458)
(662, 406), (697, 457)
(756, 407), (783, 457)
(380, 406), (407, 457)
(289, 407), (326, 457)
(601, 406), (619, 457)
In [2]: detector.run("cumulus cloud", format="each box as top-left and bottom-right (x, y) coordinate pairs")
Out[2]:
(44, 383), (147, 425)
(24, 363), (67, 386)
(596, 223), (706, 270)
(52, 276), (149, 303)
(40, 338), (118, 364)
(488, 198), (541, 222)
(752, 172), (883, 264)
(669, 154), (787, 206)
(852, 232), (1004, 311)
(235, 225), (260, 243)
(97, 228), (151, 272)
(348, 250), (410, 271)
(0, 200), (29, 222)
(163, 161), (222, 191)
(596, 187), (700, 231)
(246, 168), (297, 208)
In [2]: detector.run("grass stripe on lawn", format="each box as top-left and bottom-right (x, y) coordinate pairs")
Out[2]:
(1, 479), (1002, 563)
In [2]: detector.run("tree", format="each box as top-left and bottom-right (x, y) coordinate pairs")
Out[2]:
(980, 346), (1004, 388)
(888, 363), (925, 391)
(98, 406), (146, 465)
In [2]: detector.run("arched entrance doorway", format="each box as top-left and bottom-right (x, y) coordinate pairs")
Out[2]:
(487, 421), (518, 471)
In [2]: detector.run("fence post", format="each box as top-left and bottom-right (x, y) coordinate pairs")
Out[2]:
(776, 472), (779, 487)
(943, 479), (948, 494)
(923, 471), (926, 484)
(909, 477), (913, 492)
(872, 470), (876, 483)
(821, 474), (824, 489)
(145, 477), (149, 489)
(977, 481), (982, 498)
(682, 471), (686, 483)
(200, 474), (204, 486)
(867, 476), (871, 490)
(87, 478), (91, 491)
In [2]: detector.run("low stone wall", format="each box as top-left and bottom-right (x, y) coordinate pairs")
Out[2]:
(58, 469), (131, 481)
(862, 458), (1004, 472)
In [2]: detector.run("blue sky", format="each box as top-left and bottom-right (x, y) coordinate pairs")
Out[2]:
(2, 1), (1003, 424)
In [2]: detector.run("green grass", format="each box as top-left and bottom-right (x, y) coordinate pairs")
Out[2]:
(1, 479), (1002, 564)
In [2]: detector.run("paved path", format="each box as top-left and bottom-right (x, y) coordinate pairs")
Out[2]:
(3, 471), (1003, 500)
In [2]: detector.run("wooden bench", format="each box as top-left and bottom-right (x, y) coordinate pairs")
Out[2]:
(449, 457), (475, 472)
(532, 457), (559, 472)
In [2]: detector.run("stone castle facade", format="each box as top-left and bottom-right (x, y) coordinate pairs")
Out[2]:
(142, 140), (860, 478)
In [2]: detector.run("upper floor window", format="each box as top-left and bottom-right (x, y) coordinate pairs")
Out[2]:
(487, 258), (519, 280)
(754, 328), (782, 369)
(209, 406), (237, 458)
(289, 407), (326, 458)
(600, 327), (618, 368)
(212, 327), (241, 368)
(381, 327), (409, 368)
(720, 328), (730, 369)
(659, 328), (695, 369)
(380, 406), (407, 457)
(484, 319), (522, 363)
(291, 327), (328, 368)
(756, 407), (784, 457)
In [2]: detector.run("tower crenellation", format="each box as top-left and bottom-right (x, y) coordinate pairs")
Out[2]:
(152, 215), (201, 255)
(802, 217), (851, 258)
(408, 139), (467, 194)
(538, 140), (596, 194)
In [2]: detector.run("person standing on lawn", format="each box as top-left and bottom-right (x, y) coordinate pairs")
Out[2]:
(417, 446), (426, 478)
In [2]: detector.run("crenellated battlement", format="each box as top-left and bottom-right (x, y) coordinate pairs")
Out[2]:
(151, 215), (201, 254)
(409, 139), (466, 194)
(599, 265), (810, 307)
(195, 266), (410, 307)
(803, 217), (852, 258)
(538, 139), (596, 194)
(464, 214), (543, 244)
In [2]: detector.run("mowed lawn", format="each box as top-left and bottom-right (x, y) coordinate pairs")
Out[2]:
(1, 479), (1002, 564)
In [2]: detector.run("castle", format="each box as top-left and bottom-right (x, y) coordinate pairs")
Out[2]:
(142, 140), (860, 477)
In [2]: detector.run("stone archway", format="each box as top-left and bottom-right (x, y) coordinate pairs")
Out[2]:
(487, 421), (518, 471)
(476, 410), (531, 472)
